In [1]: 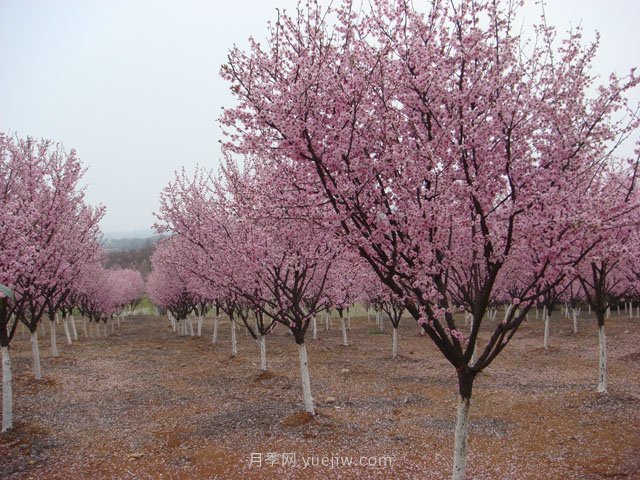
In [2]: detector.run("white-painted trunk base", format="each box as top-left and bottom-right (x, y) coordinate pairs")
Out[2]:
(392, 327), (398, 358)
(341, 317), (348, 346)
(31, 331), (42, 380)
(297, 343), (315, 415)
(50, 321), (59, 357)
(231, 320), (238, 357)
(312, 317), (317, 340)
(2, 346), (12, 432)
(258, 336), (267, 371)
(70, 316), (78, 340)
(598, 324), (607, 393)
(212, 316), (219, 344)
(543, 311), (550, 349)
(63, 318), (72, 345)
(452, 396), (471, 480)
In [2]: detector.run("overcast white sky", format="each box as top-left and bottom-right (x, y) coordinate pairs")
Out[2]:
(1, 0), (638, 235)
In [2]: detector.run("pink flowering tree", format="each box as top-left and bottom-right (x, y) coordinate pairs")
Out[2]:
(156, 160), (340, 414)
(0, 133), (103, 431)
(220, 1), (640, 477)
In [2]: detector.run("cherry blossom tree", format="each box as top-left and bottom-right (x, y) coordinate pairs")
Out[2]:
(220, 1), (640, 477)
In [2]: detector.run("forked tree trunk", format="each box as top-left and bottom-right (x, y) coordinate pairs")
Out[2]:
(598, 324), (607, 393)
(392, 327), (398, 358)
(31, 331), (42, 380)
(231, 320), (238, 357)
(297, 342), (315, 415)
(257, 335), (267, 371)
(1, 346), (12, 432)
(63, 316), (72, 345)
(50, 320), (58, 357)
(212, 316), (219, 344)
(70, 315), (78, 340)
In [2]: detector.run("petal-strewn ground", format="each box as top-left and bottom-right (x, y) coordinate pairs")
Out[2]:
(1, 311), (639, 479)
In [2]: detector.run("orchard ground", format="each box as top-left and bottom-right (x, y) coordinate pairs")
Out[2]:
(1, 311), (639, 479)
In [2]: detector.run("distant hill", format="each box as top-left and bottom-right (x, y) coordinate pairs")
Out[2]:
(103, 235), (164, 278)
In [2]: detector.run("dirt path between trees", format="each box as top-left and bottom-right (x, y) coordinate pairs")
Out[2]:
(1, 313), (639, 479)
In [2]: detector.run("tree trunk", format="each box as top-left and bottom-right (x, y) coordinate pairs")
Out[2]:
(31, 331), (42, 380)
(392, 326), (398, 358)
(212, 316), (219, 344)
(82, 317), (88, 338)
(258, 335), (267, 372)
(312, 317), (317, 340)
(341, 316), (348, 346)
(297, 342), (315, 415)
(50, 320), (58, 357)
(111, 318), (115, 332)
(89, 321), (93, 338)
(452, 395), (471, 480)
(197, 317), (203, 337)
(188, 318), (195, 336)
(231, 320), (237, 357)
(572, 309), (578, 334)
(598, 324), (607, 393)
(40, 320), (46, 336)
(543, 309), (550, 349)
(1, 346), (12, 433)
(63, 317), (72, 345)
(70, 315), (78, 340)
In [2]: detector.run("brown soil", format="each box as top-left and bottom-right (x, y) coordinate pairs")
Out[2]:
(1, 312), (639, 479)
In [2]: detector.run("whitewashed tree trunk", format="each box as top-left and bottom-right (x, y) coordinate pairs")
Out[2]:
(40, 320), (46, 336)
(63, 316), (72, 345)
(188, 318), (195, 336)
(231, 320), (238, 357)
(392, 326), (398, 358)
(258, 335), (267, 371)
(598, 324), (607, 393)
(452, 396), (471, 480)
(82, 317), (88, 338)
(588, 304), (591, 316)
(197, 317), (203, 337)
(341, 316), (348, 346)
(325, 312), (329, 331)
(89, 321), (93, 338)
(297, 342), (315, 415)
(378, 312), (384, 332)
(543, 311), (550, 349)
(31, 331), (42, 380)
(572, 309), (579, 334)
(111, 318), (115, 332)
(312, 317), (317, 340)
(212, 316), (219, 344)
(1, 346), (12, 433)
(70, 315), (78, 340)
(50, 320), (59, 357)
(347, 310), (351, 331)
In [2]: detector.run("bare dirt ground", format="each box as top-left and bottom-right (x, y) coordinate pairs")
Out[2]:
(1, 310), (639, 479)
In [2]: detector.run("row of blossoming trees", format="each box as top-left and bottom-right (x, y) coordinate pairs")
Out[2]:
(149, 1), (640, 478)
(0, 133), (145, 433)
